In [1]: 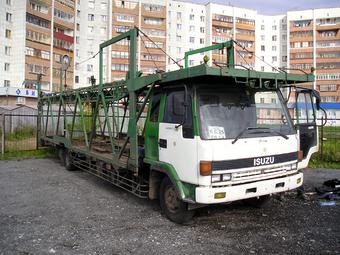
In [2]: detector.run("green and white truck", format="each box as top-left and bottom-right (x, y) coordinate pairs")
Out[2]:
(38, 28), (322, 223)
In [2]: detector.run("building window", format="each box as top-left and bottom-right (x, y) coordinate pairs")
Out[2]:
(261, 45), (265, 51)
(6, 12), (12, 22)
(189, 37), (194, 43)
(282, 34), (287, 40)
(29, 1), (48, 13)
(272, 56), (277, 62)
(87, 64), (93, 71)
(26, 13), (50, 28)
(111, 64), (129, 71)
(272, 46), (277, 51)
(200, 38), (204, 44)
(177, 12), (182, 20)
(272, 25), (276, 30)
(144, 41), (163, 48)
(261, 66), (265, 71)
(77, 10), (80, 18)
(176, 35), (181, 42)
(200, 16), (205, 22)
(189, 25), (195, 32)
(75, 76), (79, 83)
(176, 24), (181, 30)
(189, 14), (194, 20)
(282, 56), (287, 62)
(261, 25), (265, 30)
(272, 35), (277, 41)
(320, 84), (337, 92)
(261, 35), (265, 41)
(176, 47), (181, 54)
(144, 17), (163, 25)
(88, 14), (94, 21)
(5, 29), (11, 39)
(76, 23), (80, 31)
(4, 80), (10, 87)
(4, 63), (10, 71)
(54, 8), (74, 23)
(112, 51), (128, 59)
(6, 0), (11, 5)
(88, 0), (94, 8)
(200, 27), (205, 33)
(101, 15), (107, 22)
(41, 50), (50, 60)
(143, 3), (163, 12)
(5, 46), (11, 55)
(115, 14), (134, 22)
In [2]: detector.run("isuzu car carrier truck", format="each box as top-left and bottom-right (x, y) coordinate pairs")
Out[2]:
(38, 28), (322, 223)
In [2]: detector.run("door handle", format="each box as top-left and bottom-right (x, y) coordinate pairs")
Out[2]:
(159, 139), (167, 148)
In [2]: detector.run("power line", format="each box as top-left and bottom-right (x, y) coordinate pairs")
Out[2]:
(140, 35), (160, 71)
(232, 40), (282, 73)
(76, 50), (100, 66)
(136, 27), (182, 69)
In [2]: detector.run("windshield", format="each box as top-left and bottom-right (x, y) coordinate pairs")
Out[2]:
(197, 87), (294, 140)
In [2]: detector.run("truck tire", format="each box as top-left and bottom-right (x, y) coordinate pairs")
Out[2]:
(159, 177), (194, 224)
(64, 150), (75, 171)
(244, 195), (271, 208)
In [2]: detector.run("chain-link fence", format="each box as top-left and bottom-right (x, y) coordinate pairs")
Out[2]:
(319, 118), (340, 162)
(0, 114), (38, 154)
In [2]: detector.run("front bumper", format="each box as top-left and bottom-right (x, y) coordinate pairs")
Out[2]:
(195, 173), (303, 204)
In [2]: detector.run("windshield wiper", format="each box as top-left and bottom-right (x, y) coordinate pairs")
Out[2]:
(232, 127), (289, 144)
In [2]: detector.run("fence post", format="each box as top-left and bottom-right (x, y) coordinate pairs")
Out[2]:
(320, 116), (324, 159)
(1, 114), (5, 155)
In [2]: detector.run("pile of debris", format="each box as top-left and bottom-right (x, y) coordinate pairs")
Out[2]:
(315, 179), (340, 206)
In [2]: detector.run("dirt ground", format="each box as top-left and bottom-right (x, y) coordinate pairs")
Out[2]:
(0, 158), (339, 255)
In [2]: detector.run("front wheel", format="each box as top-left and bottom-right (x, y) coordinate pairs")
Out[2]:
(159, 177), (194, 224)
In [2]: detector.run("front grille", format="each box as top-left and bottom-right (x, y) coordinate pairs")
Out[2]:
(211, 163), (298, 186)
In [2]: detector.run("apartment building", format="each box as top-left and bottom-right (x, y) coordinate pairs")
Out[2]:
(110, 0), (166, 80)
(255, 15), (288, 72)
(287, 9), (340, 118)
(0, 0), (75, 106)
(167, 1), (206, 70)
(74, 0), (111, 87)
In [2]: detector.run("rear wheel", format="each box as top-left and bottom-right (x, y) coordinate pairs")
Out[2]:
(159, 177), (194, 224)
(244, 195), (271, 208)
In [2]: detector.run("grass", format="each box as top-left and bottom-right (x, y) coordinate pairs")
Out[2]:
(308, 137), (340, 169)
(0, 148), (56, 161)
(6, 126), (36, 141)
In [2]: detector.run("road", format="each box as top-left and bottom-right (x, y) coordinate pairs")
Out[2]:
(0, 159), (339, 254)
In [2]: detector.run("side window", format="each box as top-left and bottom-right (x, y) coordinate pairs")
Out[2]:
(164, 91), (184, 124)
(297, 92), (315, 124)
(163, 90), (194, 138)
(150, 93), (161, 122)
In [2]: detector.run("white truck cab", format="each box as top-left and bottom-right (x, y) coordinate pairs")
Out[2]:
(145, 80), (321, 223)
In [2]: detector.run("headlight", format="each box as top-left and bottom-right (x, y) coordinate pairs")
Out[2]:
(222, 173), (232, 181)
(211, 174), (221, 182)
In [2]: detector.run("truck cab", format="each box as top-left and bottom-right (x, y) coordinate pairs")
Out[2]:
(144, 77), (320, 223)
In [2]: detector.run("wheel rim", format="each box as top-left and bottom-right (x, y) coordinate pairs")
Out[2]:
(164, 186), (181, 213)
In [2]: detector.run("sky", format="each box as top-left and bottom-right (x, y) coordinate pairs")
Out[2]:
(191, 0), (340, 15)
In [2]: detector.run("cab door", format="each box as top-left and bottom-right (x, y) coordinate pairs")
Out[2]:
(295, 89), (319, 169)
